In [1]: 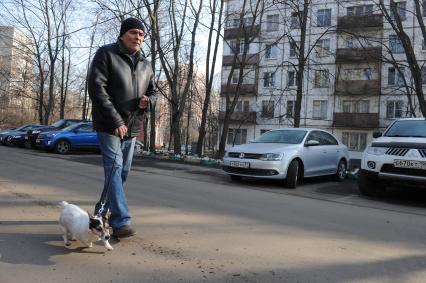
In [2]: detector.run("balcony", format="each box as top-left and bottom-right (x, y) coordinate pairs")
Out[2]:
(224, 25), (260, 40)
(222, 54), (259, 67)
(219, 111), (257, 124)
(333, 112), (379, 128)
(336, 47), (382, 63)
(221, 84), (257, 95)
(335, 79), (380, 96)
(337, 14), (383, 31)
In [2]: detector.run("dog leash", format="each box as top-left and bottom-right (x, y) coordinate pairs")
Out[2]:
(96, 108), (142, 216)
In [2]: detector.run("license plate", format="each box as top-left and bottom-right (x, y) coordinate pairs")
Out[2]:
(25, 136), (28, 140)
(230, 161), (249, 168)
(394, 159), (426, 170)
(36, 139), (41, 144)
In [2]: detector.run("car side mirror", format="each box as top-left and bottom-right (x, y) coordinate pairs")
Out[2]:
(373, 132), (382, 138)
(305, 140), (320, 146)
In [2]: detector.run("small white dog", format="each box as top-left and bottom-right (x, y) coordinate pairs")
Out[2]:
(59, 201), (113, 251)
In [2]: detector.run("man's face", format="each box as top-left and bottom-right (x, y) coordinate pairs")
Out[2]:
(120, 28), (144, 54)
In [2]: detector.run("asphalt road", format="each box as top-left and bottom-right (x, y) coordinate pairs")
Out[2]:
(1, 146), (426, 283)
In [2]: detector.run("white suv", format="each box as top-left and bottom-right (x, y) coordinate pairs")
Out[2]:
(358, 118), (426, 196)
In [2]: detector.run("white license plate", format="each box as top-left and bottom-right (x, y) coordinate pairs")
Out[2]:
(394, 159), (426, 170)
(36, 139), (41, 143)
(24, 136), (28, 140)
(230, 161), (249, 168)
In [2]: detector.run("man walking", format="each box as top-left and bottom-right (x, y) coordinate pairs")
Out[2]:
(88, 17), (155, 238)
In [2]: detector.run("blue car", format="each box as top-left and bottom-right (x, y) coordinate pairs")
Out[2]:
(36, 122), (99, 154)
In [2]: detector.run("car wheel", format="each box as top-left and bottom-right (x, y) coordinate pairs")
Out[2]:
(334, 159), (347, 182)
(5, 136), (13, 146)
(357, 170), (386, 197)
(230, 175), (242, 181)
(55, 139), (71, 154)
(284, 160), (299, 189)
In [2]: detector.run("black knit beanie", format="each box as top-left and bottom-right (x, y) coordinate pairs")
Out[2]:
(119, 18), (145, 37)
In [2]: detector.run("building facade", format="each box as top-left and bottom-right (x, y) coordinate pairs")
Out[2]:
(0, 26), (35, 128)
(220, 0), (425, 161)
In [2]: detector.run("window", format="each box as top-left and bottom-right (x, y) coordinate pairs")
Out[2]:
(423, 40), (426, 50)
(229, 18), (240, 28)
(260, 129), (269, 135)
(286, 100), (295, 117)
(342, 100), (370, 113)
(288, 71), (297, 87)
(312, 100), (327, 120)
(263, 72), (276, 87)
(315, 38), (330, 56)
(386, 101), (403, 118)
(388, 67), (405, 85)
(424, 0), (426, 17)
(243, 17), (253, 26)
(235, 100), (249, 112)
(261, 100), (275, 118)
(265, 43), (278, 59)
(227, 128), (247, 145)
(342, 132), (367, 151)
(266, 14), (279, 31)
(289, 41), (298, 57)
(238, 40), (248, 54)
(314, 69), (329, 88)
(343, 68), (373, 81)
(422, 66), (426, 84)
(347, 5), (374, 16)
(389, 35), (404, 53)
(390, 1), (406, 21)
(317, 9), (331, 27)
(345, 36), (372, 48)
(232, 73), (239, 84)
(291, 12), (301, 29)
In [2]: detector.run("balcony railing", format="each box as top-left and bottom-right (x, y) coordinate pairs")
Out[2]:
(222, 54), (259, 67)
(224, 25), (260, 39)
(336, 47), (382, 63)
(333, 112), (379, 128)
(337, 14), (383, 31)
(335, 79), (380, 96)
(221, 84), (257, 95)
(219, 111), (257, 124)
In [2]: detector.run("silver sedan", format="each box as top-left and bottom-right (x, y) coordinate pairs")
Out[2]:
(223, 128), (349, 188)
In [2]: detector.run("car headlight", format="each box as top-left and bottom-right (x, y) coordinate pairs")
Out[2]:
(45, 133), (57, 138)
(366, 146), (387, 156)
(259, 153), (282, 161)
(33, 130), (41, 134)
(13, 135), (22, 138)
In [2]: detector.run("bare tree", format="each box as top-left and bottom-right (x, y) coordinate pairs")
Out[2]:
(377, 0), (426, 116)
(195, 0), (224, 156)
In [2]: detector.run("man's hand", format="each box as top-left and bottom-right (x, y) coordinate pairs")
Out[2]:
(139, 95), (149, 109)
(114, 125), (128, 139)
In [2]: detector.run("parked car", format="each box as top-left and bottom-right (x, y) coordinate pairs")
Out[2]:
(36, 121), (99, 154)
(358, 118), (426, 196)
(26, 119), (83, 148)
(0, 124), (42, 146)
(9, 125), (45, 147)
(222, 128), (349, 188)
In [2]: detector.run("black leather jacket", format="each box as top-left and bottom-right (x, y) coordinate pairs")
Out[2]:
(88, 40), (155, 137)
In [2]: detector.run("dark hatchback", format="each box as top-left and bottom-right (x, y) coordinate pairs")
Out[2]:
(25, 119), (84, 148)
(0, 124), (43, 146)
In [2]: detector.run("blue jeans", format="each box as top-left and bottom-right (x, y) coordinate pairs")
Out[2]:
(95, 132), (136, 228)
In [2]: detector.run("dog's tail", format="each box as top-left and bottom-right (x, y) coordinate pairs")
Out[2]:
(58, 201), (69, 208)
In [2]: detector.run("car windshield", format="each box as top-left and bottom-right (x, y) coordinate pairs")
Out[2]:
(60, 123), (82, 132)
(385, 120), (426, 138)
(252, 130), (308, 144)
(51, 120), (65, 127)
